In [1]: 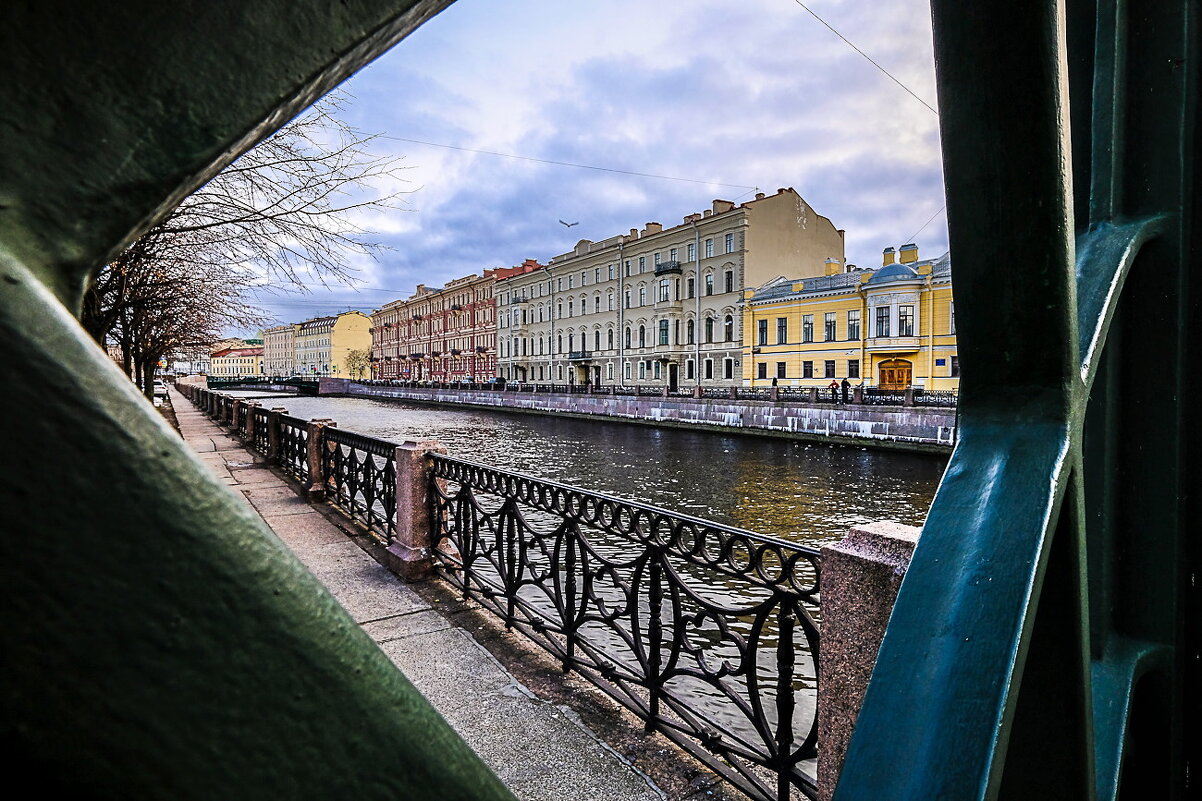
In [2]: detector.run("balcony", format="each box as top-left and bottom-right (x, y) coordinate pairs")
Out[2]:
(568, 350), (592, 361)
(654, 260), (682, 276)
(866, 336), (921, 352)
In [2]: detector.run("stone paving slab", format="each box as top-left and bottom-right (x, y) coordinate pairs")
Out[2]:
(169, 387), (664, 801)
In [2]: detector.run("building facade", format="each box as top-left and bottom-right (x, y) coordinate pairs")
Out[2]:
(262, 324), (299, 377)
(370, 261), (541, 382)
(742, 244), (957, 390)
(209, 346), (263, 377)
(495, 188), (846, 388)
(294, 311), (371, 378)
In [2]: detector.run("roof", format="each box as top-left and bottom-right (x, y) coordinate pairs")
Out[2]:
(211, 347), (263, 358)
(867, 262), (921, 284)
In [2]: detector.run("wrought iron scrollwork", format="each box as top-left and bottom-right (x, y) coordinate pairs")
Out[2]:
(321, 428), (396, 542)
(278, 415), (309, 481)
(429, 455), (822, 801)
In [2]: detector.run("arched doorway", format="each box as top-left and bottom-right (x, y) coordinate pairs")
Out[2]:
(878, 358), (912, 389)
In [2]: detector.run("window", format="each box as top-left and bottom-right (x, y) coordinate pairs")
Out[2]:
(950, 302), (956, 334)
(687, 242), (696, 261)
(687, 277), (696, 298)
(608, 291), (614, 311)
(624, 327), (631, 348)
(758, 319), (768, 346)
(725, 233), (734, 253)
(705, 238), (714, 257)
(568, 276), (574, 289)
(639, 362), (646, 379)
(848, 309), (861, 340)
(876, 306), (890, 337)
(625, 260), (631, 276)
(609, 265), (615, 280)
(687, 319), (695, 344)
(670, 247), (677, 262)
(824, 360), (836, 378)
(951, 355), (960, 377)
(776, 362), (787, 379)
(638, 325), (646, 348)
(803, 361), (814, 378)
(594, 330), (601, 351)
(659, 319), (669, 345)
(705, 274), (714, 296)
(849, 359), (860, 379)
(802, 315), (814, 343)
(825, 312), (837, 341)
(638, 286), (647, 306)
(568, 333), (574, 351)
(567, 300), (573, 318)
(558, 278), (563, 291)
(658, 279), (670, 302)
(723, 270), (734, 293)
(705, 317), (714, 343)
(723, 359), (734, 379)
(607, 363), (614, 380)
(594, 268), (600, 283)
(624, 362), (631, 380)
(653, 361), (661, 379)
(757, 362), (767, 379)
(624, 290), (631, 309)
(638, 256), (646, 272)
(777, 317), (788, 344)
(594, 296), (600, 313)
(686, 360), (695, 379)
(899, 305), (915, 336)
(721, 315), (732, 342)
(705, 359), (714, 379)
(607, 329), (614, 349)
(557, 335), (562, 353)
(654, 252), (661, 266)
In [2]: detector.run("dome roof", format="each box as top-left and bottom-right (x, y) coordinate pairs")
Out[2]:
(868, 263), (920, 284)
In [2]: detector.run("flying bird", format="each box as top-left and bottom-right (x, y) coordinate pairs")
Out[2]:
(559, 219), (579, 227)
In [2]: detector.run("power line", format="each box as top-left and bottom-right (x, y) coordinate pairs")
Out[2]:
(379, 135), (758, 191)
(790, 0), (938, 115)
(906, 205), (946, 243)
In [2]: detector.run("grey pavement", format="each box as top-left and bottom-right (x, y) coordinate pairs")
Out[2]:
(169, 387), (666, 801)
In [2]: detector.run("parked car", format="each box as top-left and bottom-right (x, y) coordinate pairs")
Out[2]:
(153, 380), (168, 398)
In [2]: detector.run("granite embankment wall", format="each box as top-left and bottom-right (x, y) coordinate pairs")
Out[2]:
(319, 379), (957, 452)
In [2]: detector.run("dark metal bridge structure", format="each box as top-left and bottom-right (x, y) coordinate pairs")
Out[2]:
(1, 2), (1196, 800)
(206, 376), (320, 395)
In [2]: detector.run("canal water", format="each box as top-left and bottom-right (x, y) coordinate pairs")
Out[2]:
(230, 392), (947, 547)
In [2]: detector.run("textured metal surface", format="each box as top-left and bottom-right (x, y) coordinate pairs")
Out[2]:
(279, 415), (311, 481)
(429, 454), (823, 801)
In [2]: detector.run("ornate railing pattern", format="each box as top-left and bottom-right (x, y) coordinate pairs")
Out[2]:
(861, 388), (906, 406)
(912, 389), (958, 408)
(278, 415), (309, 481)
(252, 407), (270, 455)
(321, 427), (397, 542)
(428, 455), (823, 801)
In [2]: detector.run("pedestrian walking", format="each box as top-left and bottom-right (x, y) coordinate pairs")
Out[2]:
(828, 379), (839, 404)
(841, 377), (851, 404)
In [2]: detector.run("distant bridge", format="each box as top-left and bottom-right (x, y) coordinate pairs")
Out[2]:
(205, 376), (319, 395)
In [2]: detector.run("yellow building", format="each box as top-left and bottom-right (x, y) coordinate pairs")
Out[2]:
(742, 244), (958, 390)
(294, 311), (371, 378)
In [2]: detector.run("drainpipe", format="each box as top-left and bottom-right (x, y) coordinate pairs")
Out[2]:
(617, 239), (625, 382)
(926, 274), (935, 387)
(543, 265), (555, 384)
(691, 217), (702, 386)
(859, 283), (868, 387)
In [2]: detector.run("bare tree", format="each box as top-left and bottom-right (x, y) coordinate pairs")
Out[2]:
(83, 91), (407, 396)
(344, 349), (370, 381)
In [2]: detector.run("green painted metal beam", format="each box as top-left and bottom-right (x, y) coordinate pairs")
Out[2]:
(834, 1), (1197, 798)
(0, 2), (515, 798)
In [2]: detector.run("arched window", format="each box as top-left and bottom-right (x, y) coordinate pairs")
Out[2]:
(724, 315), (734, 342)
(705, 317), (715, 343)
(594, 295), (600, 313)
(638, 286), (647, 306)
(594, 330), (601, 350)
(687, 319), (695, 344)
(624, 289), (631, 308)
(557, 302), (563, 318)
(607, 291), (614, 311)
(607, 328), (614, 349)
(568, 333), (574, 351)
(624, 327), (632, 348)
(638, 325), (646, 347)
(557, 335), (562, 353)
(567, 300), (573, 318)
(705, 274), (714, 296)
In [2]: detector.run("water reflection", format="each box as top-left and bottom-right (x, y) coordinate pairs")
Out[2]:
(231, 392), (947, 547)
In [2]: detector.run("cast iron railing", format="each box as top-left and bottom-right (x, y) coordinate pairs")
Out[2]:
(252, 407), (270, 455)
(428, 455), (823, 801)
(278, 415), (309, 481)
(321, 427), (396, 542)
(861, 388), (906, 406)
(912, 389), (958, 408)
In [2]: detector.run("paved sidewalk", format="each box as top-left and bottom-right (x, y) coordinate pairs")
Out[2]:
(170, 388), (665, 801)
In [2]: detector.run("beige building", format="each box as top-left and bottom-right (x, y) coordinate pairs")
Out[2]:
(294, 311), (371, 378)
(262, 324), (299, 377)
(495, 188), (845, 388)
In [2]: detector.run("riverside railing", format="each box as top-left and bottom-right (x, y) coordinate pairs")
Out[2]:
(180, 383), (826, 801)
(354, 378), (958, 407)
(428, 455), (823, 801)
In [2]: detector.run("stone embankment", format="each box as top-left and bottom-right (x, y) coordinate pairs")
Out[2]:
(321, 379), (956, 452)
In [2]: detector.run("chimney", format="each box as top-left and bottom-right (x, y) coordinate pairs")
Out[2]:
(824, 257), (841, 276)
(882, 248), (896, 266)
(755, 192), (766, 200)
(630, 228), (639, 238)
(642, 222), (662, 235)
(712, 199), (735, 214)
(899, 243), (919, 264)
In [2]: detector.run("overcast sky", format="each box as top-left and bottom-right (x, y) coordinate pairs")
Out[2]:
(246, 0), (945, 329)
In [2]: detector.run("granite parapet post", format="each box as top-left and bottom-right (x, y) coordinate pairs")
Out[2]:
(817, 521), (920, 801)
(305, 419), (335, 501)
(385, 439), (448, 582)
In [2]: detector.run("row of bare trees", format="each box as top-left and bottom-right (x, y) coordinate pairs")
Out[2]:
(82, 92), (405, 397)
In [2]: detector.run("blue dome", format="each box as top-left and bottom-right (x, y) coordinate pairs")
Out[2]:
(868, 263), (920, 284)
